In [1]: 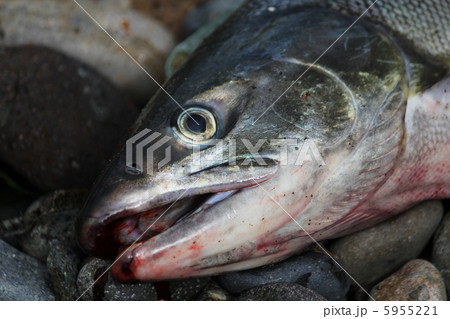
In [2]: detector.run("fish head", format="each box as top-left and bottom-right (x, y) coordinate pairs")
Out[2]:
(76, 55), (335, 280)
(77, 6), (446, 281)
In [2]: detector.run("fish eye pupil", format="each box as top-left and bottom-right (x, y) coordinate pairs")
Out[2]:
(176, 106), (217, 143)
(186, 113), (207, 134)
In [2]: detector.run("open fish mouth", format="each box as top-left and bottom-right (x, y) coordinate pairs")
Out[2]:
(77, 155), (280, 263)
(92, 189), (241, 258)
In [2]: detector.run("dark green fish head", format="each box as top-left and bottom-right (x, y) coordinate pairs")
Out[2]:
(77, 2), (449, 281)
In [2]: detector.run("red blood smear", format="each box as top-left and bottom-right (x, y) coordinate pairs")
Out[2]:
(90, 207), (168, 258)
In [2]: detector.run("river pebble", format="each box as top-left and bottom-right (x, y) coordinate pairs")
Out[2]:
(0, 46), (138, 191)
(236, 282), (326, 301)
(329, 200), (443, 286)
(0, 239), (54, 300)
(77, 257), (157, 301)
(370, 259), (447, 301)
(170, 277), (212, 300)
(46, 239), (81, 301)
(432, 212), (450, 297)
(196, 281), (233, 301)
(218, 251), (350, 300)
(20, 190), (86, 261)
(1, 0), (175, 105)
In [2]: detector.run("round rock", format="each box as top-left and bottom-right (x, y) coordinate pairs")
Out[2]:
(77, 257), (157, 301)
(1, 0), (176, 105)
(169, 277), (212, 301)
(237, 282), (326, 301)
(0, 46), (137, 191)
(370, 259), (447, 301)
(0, 239), (55, 300)
(218, 251), (350, 300)
(46, 239), (81, 301)
(329, 200), (444, 286)
(432, 212), (450, 297)
(196, 281), (233, 301)
(20, 190), (87, 261)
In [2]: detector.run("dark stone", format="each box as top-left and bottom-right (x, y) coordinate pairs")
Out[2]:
(77, 257), (157, 301)
(371, 259), (447, 301)
(170, 277), (212, 301)
(432, 212), (450, 297)
(218, 251), (350, 300)
(330, 200), (444, 287)
(0, 46), (137, 191)
(76, 258), (110, 301)
(103, 278), (158, 301)
(237, 282), (326, 301)
(19, 189), (87, 261)
(0, 239), (54, 300)
(46, 239), (81, 300)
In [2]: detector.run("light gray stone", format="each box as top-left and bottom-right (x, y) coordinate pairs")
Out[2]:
(371, 259), (447, 301)
(237, 282), (327, 301)
(432, 212), (450, 297)
(330, 201), (444, 286)
(0, 240), (54, 300)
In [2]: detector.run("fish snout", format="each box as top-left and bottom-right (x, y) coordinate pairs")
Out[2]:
(76, 149), (280, 262)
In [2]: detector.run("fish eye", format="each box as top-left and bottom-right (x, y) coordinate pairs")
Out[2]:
(175, 107), (217, 143)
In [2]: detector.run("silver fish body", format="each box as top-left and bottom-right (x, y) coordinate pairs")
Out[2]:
(77, 0), (450, 281)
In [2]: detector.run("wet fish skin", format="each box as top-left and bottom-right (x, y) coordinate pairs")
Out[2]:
(77, 0), (450, 281)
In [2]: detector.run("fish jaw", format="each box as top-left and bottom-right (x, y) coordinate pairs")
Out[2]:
(110, 164), (323, 282)
(76, 147), (281, 259)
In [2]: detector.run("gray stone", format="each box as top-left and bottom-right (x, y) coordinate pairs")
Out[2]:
(76, 258), (110, 301)
(371, 259), (447, 301)
(0, 0), (175, 105)
(0, 45), (138, 191)
(20, 190), (86, 261)
(432, 212), (450, 297)
(237, 282), (327, 301)
(218, 251), (350, 300)
(170, 277), (211, 301)
(77, 257), (157, 301)
(330, 200), (444, 286)
(103, 278), (158, 301)
(46, 239), (81, 300)
(196, 281), (233, 301)
(0, 239), (55, 300)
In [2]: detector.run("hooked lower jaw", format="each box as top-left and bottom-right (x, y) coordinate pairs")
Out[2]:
(79, 190), (239, 259)
(77, 157), (281, 280)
